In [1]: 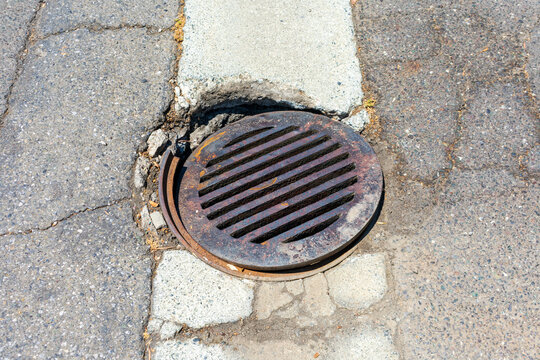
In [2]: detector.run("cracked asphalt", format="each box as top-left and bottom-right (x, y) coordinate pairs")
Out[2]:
(0, 0), (538, 358)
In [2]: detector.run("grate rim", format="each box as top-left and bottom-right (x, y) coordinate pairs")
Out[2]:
(165, 111), (383, 272)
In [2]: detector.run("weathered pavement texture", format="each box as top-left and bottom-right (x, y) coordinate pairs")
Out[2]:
(0, 0), (178, 358)
(354, 0), (539, 358)
(0, 0), (538, 359)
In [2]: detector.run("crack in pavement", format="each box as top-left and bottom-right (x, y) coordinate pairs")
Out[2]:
(0, 0), (45, 130)
(0, 197), (130, 238)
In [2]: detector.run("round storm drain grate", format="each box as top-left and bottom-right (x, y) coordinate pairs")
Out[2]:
(159, 111), (383, 280)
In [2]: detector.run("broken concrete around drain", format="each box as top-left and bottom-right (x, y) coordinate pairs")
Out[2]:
(300, 273), (336, 317)
(155, 339), (237, 360)
(154, 324), (399, 360)
(140, 205), (152, 230)
(151, 250), (254, 329)
(342, 110), (370, 132)
(254, 282), (294, 320)
(326, 253), (388, 310)
(134, 156), (151, 189)
(159, 321), (183, 340)
(150, 211), (167, 230)
(147, 129), (169, 158)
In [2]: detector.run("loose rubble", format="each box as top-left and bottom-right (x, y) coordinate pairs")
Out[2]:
(134, 157), (151, 189)
(147, 129), (169, 157)
(326, 253), (388, 310)
(342, 110), (370, 132)
(150, 211), (167, 230)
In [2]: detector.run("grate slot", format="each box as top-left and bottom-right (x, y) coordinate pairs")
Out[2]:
(202, 152), (350, 210)
(281, 215), (340, 243)
(207, 126), (298, 167)
(229, 178), (357, 236)
(224, 127), (274, 148)
(201, 130), (318, 182)
(199, 143), (343, 205)
(247, 193), (355, 244)
(199, 136), (333, 196)
(216, 173), (357, 229)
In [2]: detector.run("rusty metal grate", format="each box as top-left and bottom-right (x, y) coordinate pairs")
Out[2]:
(159, 111), (383, 278)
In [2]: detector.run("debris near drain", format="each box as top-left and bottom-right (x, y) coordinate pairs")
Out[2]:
(150, 211), (167, 229)
(134, 157), (151, 189)
(189, 113), (232, 149)
(148, 129), (169, 157)
(342, 110), (370, 132)
(170, 140), (187, 157)
(140, 205), (152, 230)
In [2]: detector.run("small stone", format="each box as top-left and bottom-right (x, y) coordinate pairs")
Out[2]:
(151, 192), (158, 203)
(300, 273), (336, 317)
(326, 253), (387, 310)
(150, 211), (167, 230)
(177, 95), (190, 109)
(140, 205), (152, 230)
(254, 283), (293, 320)
(133, 157), (151, 189)
(147, 318), (163, 334)
(342, 110), (370, 132)
(147, 129), (169, 157)
(159, 321), (183, 340)
(151, 250), (254, 329)
(285, 280), (304, 295)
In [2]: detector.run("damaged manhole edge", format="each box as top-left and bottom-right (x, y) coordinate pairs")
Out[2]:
(158, 111), (384, 281)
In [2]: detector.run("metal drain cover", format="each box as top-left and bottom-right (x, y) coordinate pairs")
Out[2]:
(160, 111), (382, 273)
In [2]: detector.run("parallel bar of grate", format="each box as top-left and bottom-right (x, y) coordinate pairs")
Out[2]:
(216, 173), (357, 229)
(270, 209), (344, 245)
(207, 125), (299, 167)
(198, 142), (344, 207)
(224, 127), (274, 148)
(204, 127), (309, 176)
(226, 177), (356, 236)
(281, 215), (340, 244)
(206, 160), (355, 220)
(199, 133), (330, 195)
(201, 130), (318, 182)
(245, 193), (355, 244)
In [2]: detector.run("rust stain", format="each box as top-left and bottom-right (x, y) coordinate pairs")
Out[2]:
(249, 177), (277, 191)
(194, 131), (226, 161)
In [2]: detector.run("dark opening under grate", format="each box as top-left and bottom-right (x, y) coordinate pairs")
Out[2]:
(166, 111), (383, 271)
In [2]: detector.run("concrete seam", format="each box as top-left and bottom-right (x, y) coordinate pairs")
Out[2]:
(36, 23), (174, 42)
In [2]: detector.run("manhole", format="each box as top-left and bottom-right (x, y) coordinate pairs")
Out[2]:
(159, 111), (383, 280)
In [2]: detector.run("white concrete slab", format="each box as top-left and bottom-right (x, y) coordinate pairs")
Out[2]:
(178, 0), (363, 116)
(151, 250), (254, 329)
